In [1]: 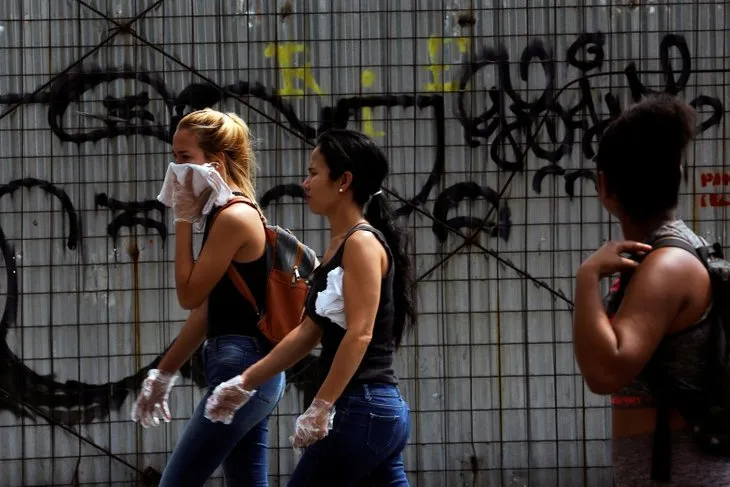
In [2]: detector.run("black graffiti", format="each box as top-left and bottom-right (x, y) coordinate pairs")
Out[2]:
(260, 183), (305, 208)
(566, 32), (606, 72)
(95, 193), (168, 243)
(456, 31), (724, 198)
(0, 181), (126, 425)
(320, 94), (447, 217)
(37, 66), (172, 143)
(0, 178), (81, 250)
(0, 64), (465, 231)
(0, 179), (322, 425)
(432, 182), (511, 243)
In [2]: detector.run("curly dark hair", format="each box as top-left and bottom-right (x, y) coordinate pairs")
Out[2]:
(596, 93), (696, 221)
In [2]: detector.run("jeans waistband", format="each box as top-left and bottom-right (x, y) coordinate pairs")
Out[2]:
(343, 382), (401, 400)
(204, 334), (271, 354)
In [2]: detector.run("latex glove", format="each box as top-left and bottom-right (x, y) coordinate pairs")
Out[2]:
(172, 169), (213, 224)
(204, 375), (257, 425)
(290, 398), (336, 448)
(130, 369), (178, 428)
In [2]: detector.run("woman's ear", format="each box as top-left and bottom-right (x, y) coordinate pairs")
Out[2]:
(210, 152), (228, 177)
(339, 170), (354, 192)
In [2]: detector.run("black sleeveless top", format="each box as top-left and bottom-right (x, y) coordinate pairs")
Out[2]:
(607, 220), (714, 409)
(305, 224), (398, 385)
(201, 198), (268, 342)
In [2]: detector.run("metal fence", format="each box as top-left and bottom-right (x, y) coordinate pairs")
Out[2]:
(0, 0), (728, 485)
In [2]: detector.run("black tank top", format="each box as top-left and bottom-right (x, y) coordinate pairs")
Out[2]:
(201, 199), (268, 342)
(305, 224), (398, 386)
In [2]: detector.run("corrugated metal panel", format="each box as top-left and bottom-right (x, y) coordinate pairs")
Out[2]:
(0, 1), (727, 485)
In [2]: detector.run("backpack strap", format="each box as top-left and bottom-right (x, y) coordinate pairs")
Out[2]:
(331, 223), (377, 262)
(207, 194), (267, 315)
(227, 264), (260, 315)
(646, 235), (705, 482)
(208, 193), (266, 226)
(652, 236), (702, 261)
(651, 401), (672, 482)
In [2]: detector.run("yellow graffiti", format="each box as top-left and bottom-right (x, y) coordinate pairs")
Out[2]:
(360, 69), (385, 138)
(264, 42), (323, 96)
(425, 35), (469, 92)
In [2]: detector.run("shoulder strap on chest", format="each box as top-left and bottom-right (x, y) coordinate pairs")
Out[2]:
(652, 235), (701, 258)
(208, 195), (267, 228)
(339, 223), (394, 274)
(651, 235), (723, 270)
(207, 195), (268, 313)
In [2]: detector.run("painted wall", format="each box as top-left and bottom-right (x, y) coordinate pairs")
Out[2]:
(0, 1), (728, 485)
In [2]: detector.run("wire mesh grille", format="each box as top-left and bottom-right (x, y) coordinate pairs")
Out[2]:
(0, 0), (728, 485)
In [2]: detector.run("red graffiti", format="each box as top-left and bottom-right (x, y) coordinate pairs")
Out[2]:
(699, 194), (730, 208)
(611, 396), (642, 406)
(697, 173), (730, 208)
(700, 172), (730, 188)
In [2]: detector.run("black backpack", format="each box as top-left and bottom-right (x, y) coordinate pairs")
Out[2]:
(634, 236), (730, 482)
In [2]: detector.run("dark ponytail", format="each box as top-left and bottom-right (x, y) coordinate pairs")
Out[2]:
(316, 129), (417, 348)
(364, 193), (416, 348)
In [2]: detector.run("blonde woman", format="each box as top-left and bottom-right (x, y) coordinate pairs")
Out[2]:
(131, 108), (284, 486)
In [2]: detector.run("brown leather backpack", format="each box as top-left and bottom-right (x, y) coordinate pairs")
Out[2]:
(210, 196), (318, 344)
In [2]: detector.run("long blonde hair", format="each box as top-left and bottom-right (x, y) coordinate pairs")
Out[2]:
(177, 108), (257, 202)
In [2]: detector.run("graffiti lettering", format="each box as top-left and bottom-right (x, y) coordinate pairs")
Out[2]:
(432, 182), (511, 243)
(699, 172), (730, 188)
(455, 31), (723, 199)
(1, 31), (721, 216)
(317, 93), (448, 218)
(696, 172), (730, 209)
(425, 35), (470, 92)
(700, 194), (730, 208)
(360, 70), (386, 138)
(0, 179), (321, 424)
(264, 42), (324, 96)
(95, 193), (167, 244)
(0, 178), (81, 249)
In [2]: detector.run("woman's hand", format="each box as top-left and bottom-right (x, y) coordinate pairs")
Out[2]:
(290, 398), (336, 448)
(579, 240), (653, 279)
(172, 170), (211, 223)
(130, 369), (178, 428)
(203, 375), (256, 425)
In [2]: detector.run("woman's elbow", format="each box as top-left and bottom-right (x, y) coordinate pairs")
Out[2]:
(346, 329), (373, 347)
(584, 379), (616, 396)
(582, 373), (625, 396)
(177, 289), (203, 311)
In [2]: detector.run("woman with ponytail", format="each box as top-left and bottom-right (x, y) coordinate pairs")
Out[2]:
(130, 108), (286, 486)
(206, 129), (416, 485)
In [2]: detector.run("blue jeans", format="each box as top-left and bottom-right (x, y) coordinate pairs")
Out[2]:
(159, 335), (286, 487)
(289, 383), (411, 486)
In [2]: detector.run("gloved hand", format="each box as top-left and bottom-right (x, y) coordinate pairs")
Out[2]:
(172, 169), (212, 224)
(204, 375), (256, 424)
(130, 369), (178, 428)
(290, 398), (336, 448)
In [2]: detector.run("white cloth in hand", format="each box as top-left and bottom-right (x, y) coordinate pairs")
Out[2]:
(157, 163), (233, 229)
(204, 375), (256, 425)
(314, 266), (346, 329)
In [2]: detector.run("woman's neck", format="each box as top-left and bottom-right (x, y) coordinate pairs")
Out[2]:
(227, 181), (243, 196)
(619, 212), (677, 242)
(328, 204), (366, 240)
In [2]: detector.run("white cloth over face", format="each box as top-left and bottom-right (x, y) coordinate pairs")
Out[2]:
(314, 266), (347, 329)
(157, 162), (234, 229)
